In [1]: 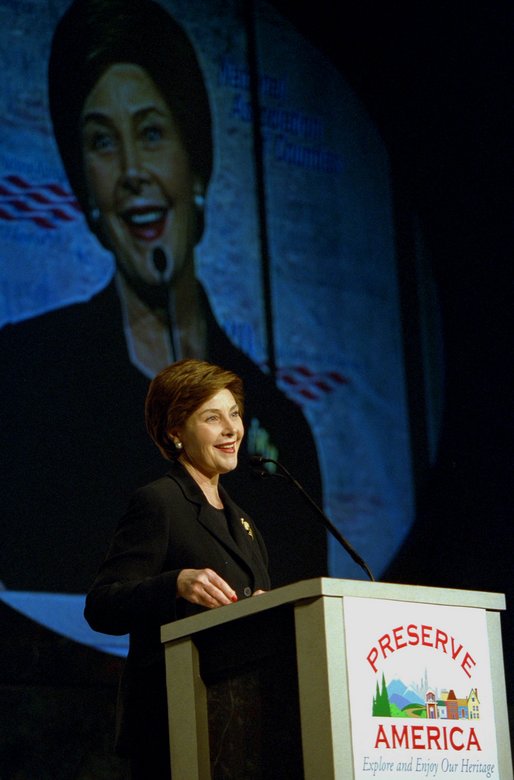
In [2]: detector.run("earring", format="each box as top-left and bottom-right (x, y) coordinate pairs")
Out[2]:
(175, 441), (183, 450)
(90, 207), (100, 221)
(193, 188), (205, 244)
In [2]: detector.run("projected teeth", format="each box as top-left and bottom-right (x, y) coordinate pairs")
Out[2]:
(125, 209), (165, 225)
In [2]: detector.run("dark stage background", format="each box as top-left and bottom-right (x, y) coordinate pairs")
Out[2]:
(298, 0), (513, 715)
(307, 0), (513, 690)
(289, 0), (513, 719)
(1, 0), (512, 776)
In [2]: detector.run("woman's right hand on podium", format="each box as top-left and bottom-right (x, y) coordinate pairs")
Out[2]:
(177, 568), (239, 608)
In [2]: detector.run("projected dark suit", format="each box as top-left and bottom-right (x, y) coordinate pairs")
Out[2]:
(0, 282), (326, 594)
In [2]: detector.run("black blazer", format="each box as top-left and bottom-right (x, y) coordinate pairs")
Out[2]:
(84, 460), (271, 761)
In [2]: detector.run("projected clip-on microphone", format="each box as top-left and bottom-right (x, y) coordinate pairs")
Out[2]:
(250, 455), (375, 582)
(152, 247), (178, 363)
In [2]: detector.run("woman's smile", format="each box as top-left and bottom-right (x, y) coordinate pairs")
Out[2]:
(120, 204), (169, 242)
(214, 441), (237, 453)
(81, 63), (196, 289)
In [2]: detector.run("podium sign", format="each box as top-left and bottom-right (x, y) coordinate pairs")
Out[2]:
(161, 579), (512, 779)
(344, 597), (501, 779)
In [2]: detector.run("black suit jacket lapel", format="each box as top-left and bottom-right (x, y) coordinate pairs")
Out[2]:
(167, 463), (255, 569)
(197, 502), (240, 555)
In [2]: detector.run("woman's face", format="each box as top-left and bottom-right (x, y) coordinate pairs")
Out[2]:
(174, 388), (244, 480)
(81, 63), (197, 289)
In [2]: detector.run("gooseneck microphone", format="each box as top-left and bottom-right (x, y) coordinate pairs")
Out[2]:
(152, 247), (167, 275)
(250, 455), (375, 582)
(152, 247), (178, 362)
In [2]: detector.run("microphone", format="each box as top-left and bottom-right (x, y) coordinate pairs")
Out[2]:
(249, 455), (287, 479)
(152, 247), (178, 362)
(250, 455), (375, 582)
(152, 247), (168, 275)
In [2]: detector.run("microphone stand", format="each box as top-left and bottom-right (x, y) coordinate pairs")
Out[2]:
(153, 248), (178, 363)
(251, 456), (375, 582)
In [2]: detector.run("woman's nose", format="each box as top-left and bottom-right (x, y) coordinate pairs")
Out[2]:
(119, 139), (148, 192)
(221, 416), (237, 434)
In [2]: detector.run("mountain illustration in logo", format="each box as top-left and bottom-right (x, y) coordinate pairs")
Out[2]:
(387, 678), (425, 710)
(372, 673), (480, 720)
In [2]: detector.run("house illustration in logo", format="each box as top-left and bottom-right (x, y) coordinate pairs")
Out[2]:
(430, 688), (481, 720)
(467, 688), (480, 719)
(445, 689), (459, 719)
(425, 689), (437, 718)
(372, 676), (480, 720)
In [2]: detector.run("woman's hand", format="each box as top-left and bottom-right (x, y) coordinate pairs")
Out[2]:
(252, 589), (267, 596)
(177, 568), (238, 609)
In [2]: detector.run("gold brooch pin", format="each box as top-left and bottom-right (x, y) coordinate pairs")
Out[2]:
(240, 517), (254, 539)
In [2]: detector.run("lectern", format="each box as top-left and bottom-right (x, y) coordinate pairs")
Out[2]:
(161, 578), (512, 779)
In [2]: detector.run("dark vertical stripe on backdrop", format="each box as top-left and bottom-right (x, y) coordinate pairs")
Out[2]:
(243, 0), (276, 381)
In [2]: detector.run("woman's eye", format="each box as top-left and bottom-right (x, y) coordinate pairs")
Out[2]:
(84, 130), (116, 154)
(141, 124), (163, 144)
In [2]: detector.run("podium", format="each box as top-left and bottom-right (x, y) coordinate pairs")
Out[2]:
(161, 578), (512, 779)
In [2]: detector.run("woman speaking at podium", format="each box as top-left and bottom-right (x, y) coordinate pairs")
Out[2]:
(84, 359), (270, 778)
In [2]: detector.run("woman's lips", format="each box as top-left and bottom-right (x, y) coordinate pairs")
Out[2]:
(215, 443), (237, 453)
(121, 207), (167, 241)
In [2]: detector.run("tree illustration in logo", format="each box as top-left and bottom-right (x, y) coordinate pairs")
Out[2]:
(372, 672), (391, 716)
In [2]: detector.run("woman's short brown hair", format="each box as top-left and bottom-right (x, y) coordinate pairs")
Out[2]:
(145, 359), (244, 460)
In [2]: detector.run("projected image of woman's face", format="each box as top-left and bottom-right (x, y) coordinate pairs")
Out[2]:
(81, 63), (196, 289)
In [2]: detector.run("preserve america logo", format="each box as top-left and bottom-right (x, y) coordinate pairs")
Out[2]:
(343, 597), (501, 779)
